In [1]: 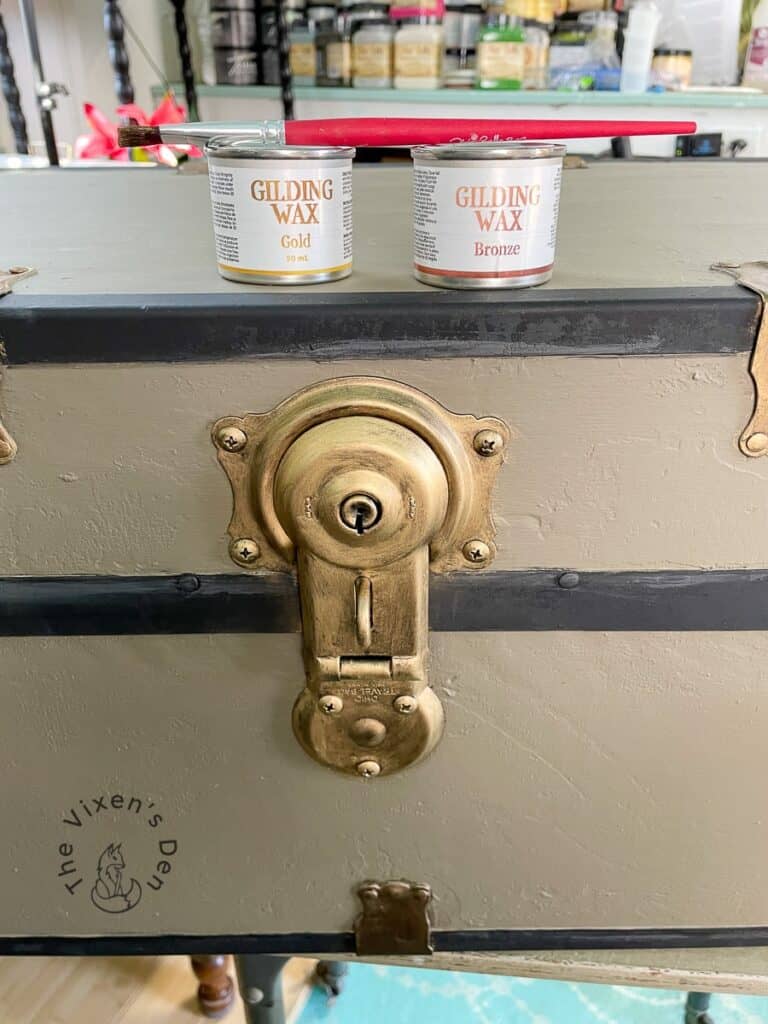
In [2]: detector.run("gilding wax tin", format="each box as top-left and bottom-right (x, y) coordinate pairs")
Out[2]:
(205, 139), (354, 285)
(412, 142), (565, 289)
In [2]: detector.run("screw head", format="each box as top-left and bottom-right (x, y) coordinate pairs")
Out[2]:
(229, 537), (260, 565)
(357, 759), (381, 778)
(216, 425), (247, 453)
(473, 429), (504, 458)
(393, 695), (417, 715)
(745, 432), (768, 454)
(463, 539), (491, 565)
(319, 694), (343, 715)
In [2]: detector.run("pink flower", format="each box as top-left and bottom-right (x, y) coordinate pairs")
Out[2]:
(75, 94), (203, 166)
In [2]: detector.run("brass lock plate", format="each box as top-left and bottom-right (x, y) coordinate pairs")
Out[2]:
(213, 377), (509, 777)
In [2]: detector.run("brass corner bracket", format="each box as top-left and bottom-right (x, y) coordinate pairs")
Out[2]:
(354, 879), (434, 956)
(213, 377), (509, 777)
(713, 260), (768, 457)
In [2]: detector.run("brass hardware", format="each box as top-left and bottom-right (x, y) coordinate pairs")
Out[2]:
(393, 695), (417, 715)
(354, 880), (434, 956)
(0, 422), (18, 466)
(473, 428), (504, 457)
(0, 265), (36, 297)
(215, 425), (247, 453)
(229, 537), (260, 565)
(463, 539), (491, 565)
(213, 377), (509, 776)
(712, 261), (768, 457)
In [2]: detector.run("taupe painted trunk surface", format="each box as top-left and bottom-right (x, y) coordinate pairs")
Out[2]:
(1, 631), (767, 935)
(1, 354), (763, 575)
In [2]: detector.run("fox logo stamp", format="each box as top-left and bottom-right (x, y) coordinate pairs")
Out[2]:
(90, 843), (142, 914)
(56, 792), (179, 915)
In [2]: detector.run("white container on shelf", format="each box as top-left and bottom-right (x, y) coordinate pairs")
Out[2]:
(352, 18), (395, 86)
(619, 0), (660, 92)
(393, 4), (445, 89)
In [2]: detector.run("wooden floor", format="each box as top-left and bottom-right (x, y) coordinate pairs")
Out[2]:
(0, 955), (316, 1024)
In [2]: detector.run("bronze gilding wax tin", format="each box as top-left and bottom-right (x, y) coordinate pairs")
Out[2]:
(411, 142), (565, 289)
(205, 138), (355, 285)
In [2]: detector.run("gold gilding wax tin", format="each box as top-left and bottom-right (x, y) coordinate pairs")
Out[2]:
(205, 138), (355, 285)
(411, 142), (565, 290)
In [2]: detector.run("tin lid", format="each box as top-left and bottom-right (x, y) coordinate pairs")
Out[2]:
(205, 137), (355, 159)
(412, 141), (566, 160)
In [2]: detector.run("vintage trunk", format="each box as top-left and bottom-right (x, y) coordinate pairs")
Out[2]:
(1, 161), (767, 956)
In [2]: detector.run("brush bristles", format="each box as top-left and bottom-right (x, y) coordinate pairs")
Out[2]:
(118, 124), (163, 147)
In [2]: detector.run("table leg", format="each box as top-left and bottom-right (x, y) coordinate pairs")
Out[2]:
(314, 960), (349, 998)
(236, 955), (290, 1024)
(685, 992), (714, 1024)
(190, 955), (235, 1018)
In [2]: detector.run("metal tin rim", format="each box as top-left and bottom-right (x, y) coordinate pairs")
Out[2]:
(411, 142), (566, 161)
(205, 137), (356, 160)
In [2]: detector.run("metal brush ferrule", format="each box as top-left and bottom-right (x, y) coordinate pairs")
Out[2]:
(158, 121), (287, 149)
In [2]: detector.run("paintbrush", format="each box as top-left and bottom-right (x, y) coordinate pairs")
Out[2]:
(119, 116), (696, 150)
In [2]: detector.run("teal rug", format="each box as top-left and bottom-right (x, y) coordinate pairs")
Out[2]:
(298, 963), (768, 1024)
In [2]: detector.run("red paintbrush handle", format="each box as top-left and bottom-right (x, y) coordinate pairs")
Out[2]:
(285, 117), (697, 146)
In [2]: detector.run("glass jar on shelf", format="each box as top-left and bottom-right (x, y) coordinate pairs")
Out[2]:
(444, 2), (482, 75)
(289, 18), (317, 85)
(317, 13), (353, 84)
(476, 0), (525, 88)
(522, 20), (549, 88)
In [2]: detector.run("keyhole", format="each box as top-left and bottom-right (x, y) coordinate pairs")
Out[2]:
(339, 493), (382, 535)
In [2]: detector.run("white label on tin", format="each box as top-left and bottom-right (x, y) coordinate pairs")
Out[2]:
(413, 159), (562, 281)
(209, 158), (352, 279)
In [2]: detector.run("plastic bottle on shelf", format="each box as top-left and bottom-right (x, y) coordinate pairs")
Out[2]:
(393, 3), (445, 89)
(476, 0), (525, 89)
(743, 0), (768, 91)
(522, 21), (549, 88)
(619, 0), (660, 92)
(582, 9), (620, 89)
(352, 17), (395, 86)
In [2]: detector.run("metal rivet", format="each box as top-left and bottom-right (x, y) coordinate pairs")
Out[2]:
(319, 695), (343, 715)
(216, 425), (247, 453)
(243, 987), (264, 1005)
(558, 571), (580, 589)
(229, 537), (260, 565)
(176, 573), (201, 594)
(393, 695), (417, 715)
(462, 539), (491, 565)
(357, 760), (381, 778)
(745, 432), (768, 453)
(350, 717), (387, 747)
(473, 429), (504, 458)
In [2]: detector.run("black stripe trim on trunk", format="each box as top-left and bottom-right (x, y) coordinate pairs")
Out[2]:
(4, 926), (768, 956)
(0, 287), (758, 364)
(2, 569), (768, 636)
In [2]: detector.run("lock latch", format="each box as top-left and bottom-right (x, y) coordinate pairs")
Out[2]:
(213, 377), (509, 777)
